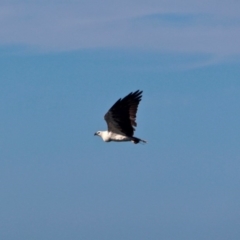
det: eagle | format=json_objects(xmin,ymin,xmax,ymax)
[{"xmin": 94, "ymin": 90, "xmax": 146, "ymax": 144}]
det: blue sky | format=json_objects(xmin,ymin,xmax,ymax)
[{"xmin": 0, "ymin": 1, "xmax": 240, "ymax": 240}]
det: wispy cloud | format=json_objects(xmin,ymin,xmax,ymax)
[{"xmin": 0, "ymin": 0, "xmax": 240, "ymax": 60}]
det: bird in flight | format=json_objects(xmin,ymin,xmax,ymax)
[{"xmin": 94, "ymin": 90, "xmax": 146, "ymax": 144}]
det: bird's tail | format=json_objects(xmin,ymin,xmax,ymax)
[{"xmin": 131, "ymin": 137, "xmax": 147, "ymax": 144}]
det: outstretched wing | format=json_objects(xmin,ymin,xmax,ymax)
[{"xmin": 104, "ymin": 90, "xmax": 143, "ymax": 137}]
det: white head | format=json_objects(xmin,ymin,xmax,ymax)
[{"xmin": 94, "ymin": 131, "xmax": 109, "ymax": 142}]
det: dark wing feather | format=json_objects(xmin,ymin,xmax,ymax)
[{"xmin": 104, "ymin": 90, "xmax": 143, "ymax": 136}]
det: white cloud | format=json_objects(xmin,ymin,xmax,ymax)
[{"xmin": 0, "ymin": 0, "xmax": 240, "ymax": 59}]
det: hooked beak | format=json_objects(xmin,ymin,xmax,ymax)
[{"xmin": 94, "ymin": 132, "xmax": 97, "ymax": 136}]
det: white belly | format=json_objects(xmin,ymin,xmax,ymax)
[{"xmin": 109, "ymin": 132, "xmax": 131, "ymax": 142}]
